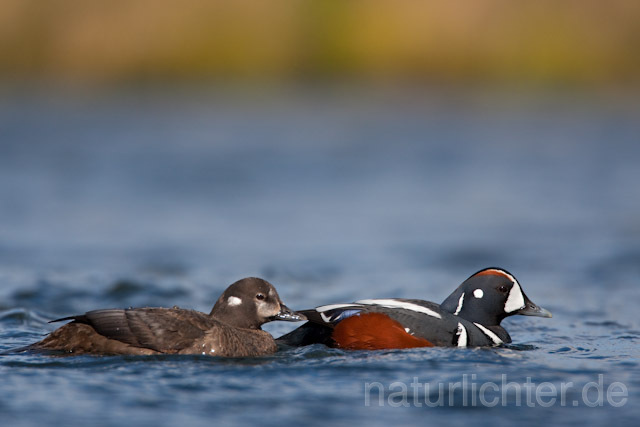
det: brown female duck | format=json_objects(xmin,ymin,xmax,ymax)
[{"xmin": 29, "ymin": 277, "xmax": 304, "ymax": 357}]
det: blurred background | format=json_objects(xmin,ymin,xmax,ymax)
[
  {"xmin": 0, "ymin": 0, "xmax": 639, "ymax": 312},
  {"xmin": 1, "ymin": 0, "xmax": 639, "ymax": 85}
]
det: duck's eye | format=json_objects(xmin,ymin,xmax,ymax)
[
  {"xmin": 498, "ymin": 285, "xmax": 509, "ymax": 293},
  {"xmin": 256, "ymin": 293, "xmax": 266, "ymax": 301}
]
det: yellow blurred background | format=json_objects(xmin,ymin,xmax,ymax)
[{"xmin": 1, "ymin": 0, "xmax": 639, "ymax": 86}]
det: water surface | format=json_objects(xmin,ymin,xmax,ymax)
[{"xmin": 1, "ymin": 87, "xmax": 638, "ymax": 426}]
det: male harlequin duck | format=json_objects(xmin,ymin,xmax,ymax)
[
  {"xmin": 27, "ymin": 277, "xmax": 305, "ymax": 357},
  {"xmin": 277, "ymin": 268, "xmax": 551, "ymax": 349}
]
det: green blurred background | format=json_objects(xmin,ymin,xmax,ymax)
[{"xmin": 2, "ymin": 0, "xmax": 639, "ymax": 86}]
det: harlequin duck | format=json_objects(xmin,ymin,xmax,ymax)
[
  {"xmin": 27, "ymin": 277, "xmax": 305, "ymax": 357},
  {"xmin": 277, "ymin": 268, "xmax": 551, "ymax": 349}
]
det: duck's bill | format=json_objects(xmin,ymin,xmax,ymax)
[
  {"xmin": 272, "ymin": 305, "xmax": 307, "ymax": 322},
  {"xmin": 516, "ymin": 300, "xmax": 552, "ymax": 318}
]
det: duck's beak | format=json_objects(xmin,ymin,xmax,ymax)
[
  {"xmin": 516, "ymin": 298, "xmax": 552, "ymax": 318},
  {"xmin": 272, "ymin": 304, "xmax": 306, "ymax": 322}
]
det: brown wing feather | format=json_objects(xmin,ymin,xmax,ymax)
[
  {"xmin": 83, "ymin": 310, "xmax": 142, "ymax": 346},
  {"xmin": 125, "ymin": 309, "xmax": 209, "ymax": 351},
  {"xmin": 81, "ymin": 308, "xmax": 210, "ymax": 352}
]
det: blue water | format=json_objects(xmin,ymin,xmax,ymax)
[{"xmin": 1, "ymin": 86, "xmax": 639, "ymax": 426}]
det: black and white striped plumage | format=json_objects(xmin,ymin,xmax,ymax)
[{"xmin": 277, "ymin": 268, "xmax": 551, "ymax": 349}]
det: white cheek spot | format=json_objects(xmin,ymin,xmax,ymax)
[
  {"xmin": 473, "ymin": 289, "xmax": 484, "ymax": 299},
  {"xmin": 227, "ymin": 296, "xmax": 242, "ymax": 306},
  {"xmin": 504, "ymin": 282, "xmax": 525, "ymax": 313}
]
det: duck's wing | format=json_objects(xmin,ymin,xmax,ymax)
[
  {"xmin": 299, "ymin": 303, "xmax": 365, "ymax": 327},
  {"xmin": 53, "ymin": 308, "xmax": 210, "ymax": 352},
  {"xmin": 275, "ymin": 303, "xmax": 362, "ymax": 347}
]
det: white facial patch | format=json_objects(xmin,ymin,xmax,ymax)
[
  {"xmin": 227, "ymin": 296, "xmax": 242, "ymax": 306},
  {"xmin": 504, "ymin": 281, "xmax": 525, "ymax": 313},
  {"xmin": 473, "ymin": 289, "xmax": 484, "ymax": 299},
  {"xmin": 454, "ymin": 293, "xmax": 465, "ymax": 315},
  {"xmin": 356, "ymin": 299, "xmax": 442, "ymax": 319}
]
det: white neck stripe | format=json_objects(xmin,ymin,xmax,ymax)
[
  {"xmin": 456, "ymin": 322, "xmax": 468, "ymax": 347},
  {"xmin": 454, "ymin": 293, "xmax": 465, "ymax": 315},
  {"xmin": 473, "ymin": 323, "xmax": 503, "ymax": 345}
]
